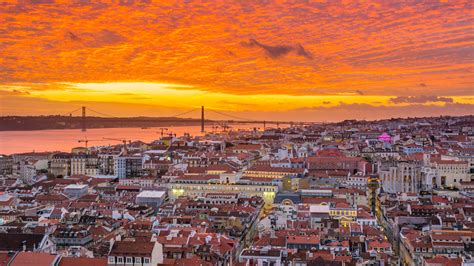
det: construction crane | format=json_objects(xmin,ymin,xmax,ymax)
[
  {"xmin": 157, "ymin": 128, "xmax": 168, "ymax": 137},
  {"xmin": 77, "ymin": 138, "xmax": 102, "ymax": 148},
  {"xmin": 103, "ymin": 138, "xmax": 132, "ymax": 154}
]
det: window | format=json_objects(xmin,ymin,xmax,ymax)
[
  {"xmin": 126, "ymin": 257, "xmax": 132, "ymax": 263},
  {"xmin": 135, "ymin": 257, "xmax": 142, "ymax": 263},
  {"xmin": 108, "ymin": 257, "xmax": 115, "ymax": 263},
  {"xmin": 117, "ymin": 257, "xmax": 123, "ymax": 263},
  {"xmin": 144, "ymin": 258, "xmax": 150, "ymax": 263}
]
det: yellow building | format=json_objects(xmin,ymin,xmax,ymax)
[
  {"xmin": 329, "ymin": 203, "xmax": 357, "ymax": 227},
  {"xmin": 167, "ymin": 183, "xmax": 277, "ymax": 204}
]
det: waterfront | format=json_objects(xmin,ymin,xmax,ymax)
[{"xmin": 0, "ymin": 124, "xmax": 265, "ymax": 154}]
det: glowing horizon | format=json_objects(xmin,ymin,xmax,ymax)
[{"xmin": 0, "ymin": 1, "xmax": 473, "ymax": 121}]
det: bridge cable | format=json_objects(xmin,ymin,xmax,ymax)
[
  {"xmin": 168, "ymin": 108, "xmax": 198, "ymax": 118},
  {"xmin": 60, "ymin": 107, "xmax": 83, "ymax": 116},
  {"xmin": 87, "ymin": 108, "xmax": 118, "ymax": 118}
]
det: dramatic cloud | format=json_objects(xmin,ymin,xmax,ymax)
[
  {"xmin": 1, "ymin": 1, "xmax": 472, "ymax": 96},
  {"xmin": 86, "ymin": 29, "xmax": 127, "ymax": 47},
  {"xmin": 0, "ymin": 1, "xmax": 473, "ymax": 119},
  {"xmin": 241, "ymin": 39, "xmax": 313, "ymax": 59},
  {"xmin": 242, "ymin": 39, "xmax": 294, "ymax": 59},
  {"xmin": 389, "ymin": 95, "xmax": 454, "ymax": 104},
  {"xmin": 295, "ymin": 44, "xmax": 313, "ymax": 59}
]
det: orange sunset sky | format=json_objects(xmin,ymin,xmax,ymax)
[{"xmin": 0, "ymin": 0, "xmax": 473, "ymax": 122}]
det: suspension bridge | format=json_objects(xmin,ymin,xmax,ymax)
[{"xmin": 61, "ymin": 106, "xmax": 321, "ymax": 132}]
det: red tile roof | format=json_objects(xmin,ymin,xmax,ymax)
[
  {"xmin": 287, "ymin": 235, "xmax": 320, "ymax": 245},
  {"xmin": 10, "ymin": 252, "xmax": 58, "ymax": 266},
  {"xmin": 109, "ymin": 241, "xmax": 155, "ymax": 256},
  {"xmin": 0, "ymin": 252, "xmax": 15, "ymax": 266},
  {"xmin": 58, "ymin": 257, "xmax": 107, "ymax": 266}
]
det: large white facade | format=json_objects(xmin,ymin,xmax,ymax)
[
  {"xmin": 432, "ymin": 160, "xmax": 469, "ymax": 188},
  {"xmin": 379, "ymin": 161, "xmax": 422, "ymax": 193},
  {"xmin": 71, "ymin": 156, "xmax": 99, "ymax": 176}
]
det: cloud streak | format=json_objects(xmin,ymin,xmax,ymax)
[
  {"xmin": 241, "ymin": 39, "xmax": 313, "ymax": 60},
  {"xmin": 389, "ymin": 95, "xmax": 454, "ymax": 104},
  {"xmin": 0, "ymin": 89, "xmax": 30, "ymax": 96}
]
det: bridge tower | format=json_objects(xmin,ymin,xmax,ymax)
[
  {"xmin": 81, "ymin": 106, "xmax": 86, "ymax": 132},
  {"xmin": 201, "ymin": 106, "xmax": 205, "ymax": 133}
]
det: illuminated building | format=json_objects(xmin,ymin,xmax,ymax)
[{"xmin": 167, "ymin": 183, "xmax": 277, "ymax": 204}]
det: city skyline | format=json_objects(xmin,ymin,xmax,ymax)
[{"xmin": 1, "ymin": 1, "xmax": 473, "ymax": 121}]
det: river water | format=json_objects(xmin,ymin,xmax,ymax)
[{"xmin": 0, "ymin": 124, "xmax": 266, "ymax": 155}]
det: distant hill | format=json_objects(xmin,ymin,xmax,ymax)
[{"xmin": 0, "ymin": 116, "xmax": 203, "ymax": 131}]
